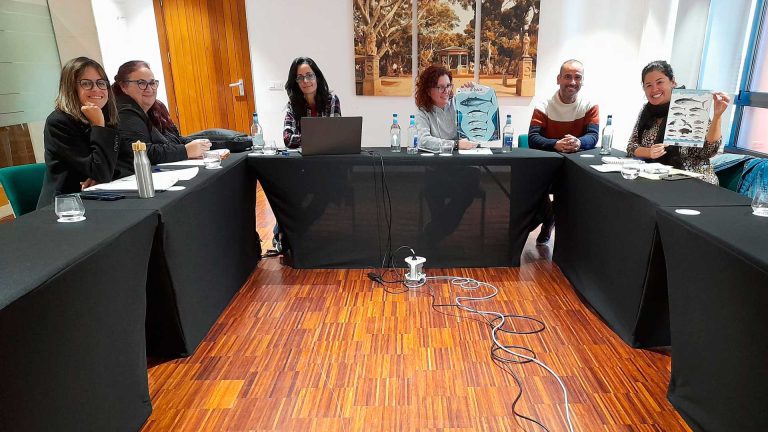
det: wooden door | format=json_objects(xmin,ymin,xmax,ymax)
[{"xmin": 153, "ymin": 0, "xmax": 255, "ymax": 135}]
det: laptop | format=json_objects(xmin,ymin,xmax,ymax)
[{"xmin": 299, "ymin": 116, "xmax": 363, "ymax": 156}]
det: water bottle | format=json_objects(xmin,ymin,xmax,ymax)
[
  {"xmin": 390, "ymin": 114, "xmax": 401, "ymax": 152},
  {"xmin": 132, "ymin": 141, "xmax": 155, "ymax": 198},
  {"xmin": 502, "ymin": 114, "xmax": 515, "ymax": 152},
  {"xmin": 407, "ymin": 114, "xmax": 419, "ymax": 154},
  {"xmin": 251, "ymin": 112, "xmax": 264, "ymax": 153},
  {"xmin": 600, "ymin": 115, "xmax": 613, "ymax": 155}
]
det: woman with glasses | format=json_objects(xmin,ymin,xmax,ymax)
[
  {"xmin": 414, "ymin": 65, "xmax": 480, "ymax": 246},
  {"xmin": 414, "ymin": 64, "xmax": 478, "ymax": 152},
  {"xmin": 283, "ymin": 56, "xmax": 341, "ymax": 148},
  {"xmin": 112, "ymin": 60, "xmax": 211, "ymax": 165},
  {"xmin": 37, "ymin": 57, "xmax": 121, "ymax": 208}
]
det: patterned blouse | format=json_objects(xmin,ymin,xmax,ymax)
[
  {"xmin": 626, "ymin": 113, "xmax": 720, "ymax": 185},
  {"xmin": 282, "ymin": 92, "xmax": 341, "ymax": 148}
]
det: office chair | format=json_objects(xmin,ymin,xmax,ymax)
[{"xmin": 0, "ymin": 163, "xmax": 46, "ymax": 216}]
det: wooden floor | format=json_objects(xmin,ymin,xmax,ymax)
[{"xmin": 140, "ymin": 186, "xmax": 691, "ymax": 432}]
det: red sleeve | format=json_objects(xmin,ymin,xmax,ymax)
[
  {"xmin": 530, "ymin": 108, "xmax": 548, "ymax": 128},
  {"xmin": 585, "ymin": 105, "xmax": 600, "ymax": 126}
]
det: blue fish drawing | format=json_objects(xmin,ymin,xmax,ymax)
[
  {"xmin": 459, "ymin": 96, "xmax": 493, "ymax": 107},
  {"xmin": 465, "ymin": 109, "xmax": 488, "ymax": 117}
]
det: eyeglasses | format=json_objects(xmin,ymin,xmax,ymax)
[
  {"xmin": 79, "ymin": 79, "xmax": 109, "ymax": 90},
  {"xmin": 123, "ymin": 79, "xmax": 160, "ymax": 90},
  {"xmin": 295, "ymin": 73, "xmax": 316, "ymax": 83},
  {"xmin": 433, "ymin": 83, "xmax": 453, "ymax": 93}
]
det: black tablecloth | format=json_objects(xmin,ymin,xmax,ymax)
[
  {"xmin": 553, "ymin": 149, "xmax": 750, "ymax": 347},
  {"xmin": 85, "ymin": 153, "xmax": 261, "ymax": 356},
  {"xmin": 0, "ymin": 207, "xmax": 157, "ymax": 432},
  {"xmin": 248, "ymin": 148, "xmax": 562, "ymax": 268},
  {"xmin": 657, "ymin": 206, "xmax": 768, "ymax": 432}
]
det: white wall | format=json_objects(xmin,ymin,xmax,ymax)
[
  {"xmin": 48, "ymin": 0, "xmax": 102, "ymax": 64},
  {"xmin": 62, "ymin": 0, "xmax": 713, "ymax": 151},
  {"xmin": 91, "ymin": 0, "xmax": 168, "ymax": 104},
  {"xmin": 670, "ymin": 0, "xmax": 710, "ymax": 88},
  {"xmin": 245, "ymin": 0, "xmax": 693, "ymax": 149}
]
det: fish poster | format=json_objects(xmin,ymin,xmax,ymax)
[
  {"xmin": 455, "ymin": 84, "xmax": 500, "ymax": 143},
  {"xmin": 663, "ymin": 89, "xmax": 712, "ymax": 147}
]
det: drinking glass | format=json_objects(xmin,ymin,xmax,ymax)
[
  {"xmin": 752, "ymin": 172, "xmax": 768, "ymax": 217},
  {"xmin": 439, "ymin": 140, "xmax": 454, "ymax": 156},
  {"xmin": 55, "ymin": 194, "xmax": 86, "ymax": 222},
  {"xmin": 620, "ymin": 167, "xmax": 640, "ymax": 180},
  {"xmin": 202, "ymin": 150, "xmax": 222, "ymax": 169},
  {"xmin": 263, "ymin": 140, "xmax": 278, "ymax": 155}
]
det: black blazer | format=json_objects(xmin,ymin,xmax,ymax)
[
  {"xmin": 115, "ymin": 94, "xmax": 189, "ymax": 165},
  {"xmin": 37, "ymin": 109, "xmax": 119, "ymax": 209}
]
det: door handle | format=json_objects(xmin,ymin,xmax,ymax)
[{"xmin": 228, "ymin": 78, "xmax": 244, "ymax": 97}]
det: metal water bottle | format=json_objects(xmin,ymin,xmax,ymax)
[{"xmin": 132, "ymin": 141, "xmax": 155, "ymax": 198}]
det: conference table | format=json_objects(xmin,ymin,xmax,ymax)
[
  {"xmin": 0, "ymin": 207, "xmax": 158, "ymax": 432},
  {"xmin": 84, "ymin": 152, "xmax": 261, "ymax": 357},
  {"xmin": 552, "ymin": 149, "xmax": 750, "ymax": 348},
  {"xmin": 657, "ymin": 206, "xmax": 768, "ymax": 432},
  {"xmin": 0, "ymin": 152, "xmax": 260, "ymax": 431},
  {"xmin": 248, "ymin": 148, "xmax": 563, "ymax": 268}
]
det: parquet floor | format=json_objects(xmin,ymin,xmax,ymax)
[{"xmin": 140, "ymin": 186, "xmax": 691, "ymax": 431}]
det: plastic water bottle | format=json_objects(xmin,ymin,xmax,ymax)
[
  {"xmin": 407, "ymin": 114, "xmax": 419, "ymax": 154},
  {"xmin": 251, "ymin": 112, "xmax": 264, "ymax": 153},
  {"xmin": 390, "ymin": 114, "xmax": 401, "ymax": 152},
  {"xmin": 502, "ymin": 114, "xmax": 515, "ymax": 152},
  {"xmin": 132, "ymin": 141, "xmax": 154, "ymax": 198},
  {"xmin": 600, "ymin": 115, "xmax": 613, "ymax": 155}
]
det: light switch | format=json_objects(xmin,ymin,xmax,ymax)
[{"xmin": 268, "ymin": 81, "xmax": 282, "ymax": 91}]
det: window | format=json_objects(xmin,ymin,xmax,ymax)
[{"xmin": 730, "ymin": 0, "xmax": 768, "ymax": 155}]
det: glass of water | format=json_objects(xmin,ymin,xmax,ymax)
[
  {"xmin": 439, "ymin": 140, "xmax": 454, "ymax": 156},
  {"xmin": 55, "ymin": 194, "xmax": 86, "ymax": 222},
  {"xmin": 620, "ymin": 166, "xmax": 640, "ymax": 180},
  {"xmin": 263, "ymin": 140, "xmax": 278, "ymax": 155},
  {"xmin": 752, "ymin": 172, "xmax": 768, "ymax": 217},
  {"xmin": 202, "ymin": 150, "xmax": 222, "ymax": 169}
]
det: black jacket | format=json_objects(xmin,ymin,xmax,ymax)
[
  {"xmin": 37, "ymin": 109, "xmax": 119, "ymax": 208},
  {"xmin": 115, "ymin": 94, "xmax": 189, "ymax": 165}
]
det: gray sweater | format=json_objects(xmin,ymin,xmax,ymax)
[{"xmin": 415, "ymin": 102, "xmax": 458, "ymax": 152}]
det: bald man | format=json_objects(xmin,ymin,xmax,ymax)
[{"xmin": 528, "ymin": 59, "xmax": 600, "ymax": 243}]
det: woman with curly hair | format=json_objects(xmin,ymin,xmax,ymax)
[{"xmin": 414, "ymin": 64, "xmax": 478, "ymax": 152}]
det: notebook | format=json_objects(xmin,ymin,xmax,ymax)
[{"xmin": 299, "ymin": 116, "xmax": 363, "ymax": 156}]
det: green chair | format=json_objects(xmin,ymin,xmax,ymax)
[
  {"xmin": 0, "ymin": 163, "xmax": 46, "ymax": 216},
  {"xmin": 518, "ymin": 133, "xmax": 529, "ymax": 148},
  {"xmin": 715, "ymin": 164, "xmax": 743, "ymax": 192}
]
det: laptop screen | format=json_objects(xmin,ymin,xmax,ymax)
[{"xmin": 300, "ymin": 117, "xmax": 363, "ymax": 156}]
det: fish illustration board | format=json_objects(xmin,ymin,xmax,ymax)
[
  {"xmin": 663, "ymin": 89, "xmax": 712, "ymax": 147},
  {"xmin": 455, "ymin": 84, "xmax": 500, "ymax": 143}
]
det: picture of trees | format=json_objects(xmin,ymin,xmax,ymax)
[
  {"xmin": 477, "ymin": 0, "xmax": 539, "ymax": 96},
  {"xmin": 353, "ymin": 0, "xmax": 540, "ymax": 97},
  {"xmin": 354, "ymin": 0, "xmax": 414, "ymax": 96}
]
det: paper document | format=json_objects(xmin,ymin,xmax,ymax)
[
  {"xmin": 459, "ymin": 148, "xmax": 493, "ymax": 155},
  {"xmin": 162, "ymin": 167, "xmax": 198, "ymax": 181},
  {"xmin": 85, "ymin": 169, "xmax": 194, "ymax": 191},
  {"xmin": 663, "ymin": 89, "xmax": 713, "ymax": 148},
  {"xmin": 591, "ymin": 164, "xmax": 628, "ymax": 173},
  {"xmin": 158, "ymin": 159, "xmax": 206, "ymax": 166}
]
